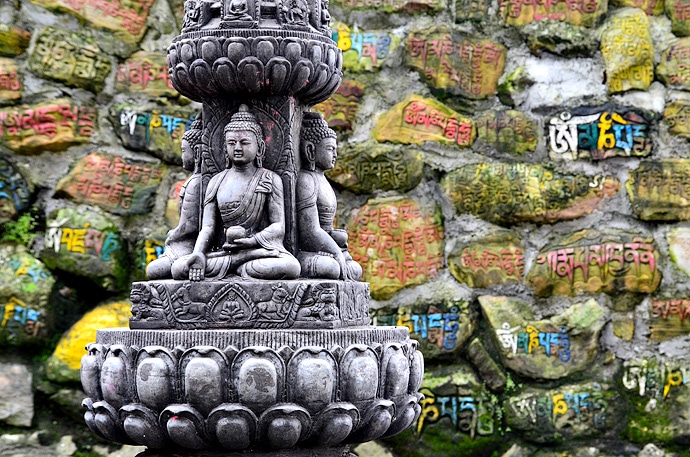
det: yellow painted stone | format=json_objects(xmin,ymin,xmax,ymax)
[
  {"xmin": 664, "ymin": 100, "xmax": 690, "ymax": 138},
  {"xmin": 47, "ymin": 301, "xmax": 130, "ymax": 382},
  {"xmin": 0, "ymin": 58, "xmax": 21, "ymax": 102},
  {"xmin": 373, "ymin": 94, "xmax": 476, "ymax": 147},
  {"xmin": 657, "ymin": 38, "xmax": 690, "ymax": 89},
  {"xmin": 627, "ymin": 160, "xmax": 690, "ymax": 220},
  {"xmin": 611, "ymin": 0, "xmax": 664, "ymax": 15},
  {"xmin": 612, "ymin": 315, "xmax": 635, "ymax": 340},
  {"xmin": 601, "ymin": 11, "xmax": 654, "ymax": 94}
]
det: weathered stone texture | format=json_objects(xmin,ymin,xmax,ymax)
[
  {"xmin": 666, "ymin": 0, "xmax": 690, "ymax": 36},
  {"xmin": 405, "ymin": 27, "xmax": 506, "ymax": 99},
  {"xmin": 626, "ymin": 160, "xmax": 690, "ymax": 221},
  {"xmin": 527, "ymin": 229, "xmax": 661, "ymax": 297},
  {"xmin": 611, "ymin": 0, "xmax": 664, "ymax": 14},
  {"xmin": 313, "ymin": 80, "xmax": 365, "ymax": 130},
  {"xmin": 0, "ymin": 157, "xmax": 31, "ymax": 224},
  {"xmin": 664, "ymin": 100, "xmax": 690, "ymax": 138},
  {"xmin": 448, "ymin": 231, "xmax": 524, "ymax": 288},
  {"xmin": 347, "ymin": 197, "xmax": 444, "ymax": 300},
  {"xmin": 55, "ymin": 153, "xmax": 167, "ymax": 216},
  {"xmin": 327, "ymin": 143, "xmax": 424, "ymax": 194},
  {"xmin": 333, "ymin": 23, "xmax": 401, "ymax": 72},
  {"xmin": 479, "ymin": 296, "xmax": 606, "ymax": 380},
  {"xmin": 649, "ymin": 298, "xmax": 690, "ymax": 340},
  {"xmin": 332, "ymin": 0, "xmax": 444, "ymax": 13},
  {"xmin": 0, "ymin": 57, "xmax": 21, "ymax": 102},
  {"xmin": 657, "ymin": 38, "xmax": 690, "ymax": 90},
  {"xmin": 600, "ymin": 10, "xmax": 654, "ymax": 94},
  {"xmin": 114, "ymin": 51, "xmax": 177, "ymax": 98},
  {"xmin": 0, "ymin": 24, "xmax": 31, "ymax": 57},
  {"xmin": 441, "ymin": 163, "xmax": 619, "ymax": 225},
  {"xmin": 498, "ymin": 0, "xmax": 607, "ymax": 26},
  {"xmin": 0, "ymin": 363, "xmax": 33, "ymax": 427},
  {"xmin": 475, "ymin": 109, "xmax": 537, "ymax": 155}
]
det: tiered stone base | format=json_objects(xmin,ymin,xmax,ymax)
[
  {"xmin": 136, "ymin": 445, "xmax": 354, "ymax": 457},
  {"xmin": 81, "ymin": 327, "xmax": 423, "ymax": 454}
]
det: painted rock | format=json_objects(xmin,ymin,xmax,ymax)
[
  {"xmin": 611, "ymin": 0, "xmax": 664, "ymax": 14},
  {"xmin": 332, "ymin": 23, "xmax": 402, "ymax": 72},
  {"xmin": 666, "ymin": 0, "xmax": 690, "ymax": 36},
  {"xmin": 0, "ymin": 157, "xmax": 31, "ymax": 225},
  {"xmin": 664, "ymin": 100, "xmax": 690, "ymax": 138},
  {"xmin": 115, "ymin": 51, "xmax": 178, "ymax": 98},
  {"xmin": 313, "ymin": 80, "xmax": 365, "ymax": 130},
  {"xmin": 498, "ymin": 0, "xmax": 607, "ymax": 27},
  {"xmin": 479, "ymin": 296, "xmax": 606, "ymax": 380},
  {"xmin": 332, "ymin": 0, "xmax": 445, "ymax": 14},
  {"xmin": 657, "ymin": 38, "xmax": 690, "ymax": 89},
  {"xmin": 0, "ymin": 24, "xmax": 31, "ymax": 57},
  {"xmin": 627, "ymin": 160, "xmax": 690, "ymax": 221},
  {"xmin": 474, "ymin": 109, "xmax": 537, "ymax": 155},
  {"xmin": 0, "ymin": 58, "xmax": 21, "ymax": 102}
]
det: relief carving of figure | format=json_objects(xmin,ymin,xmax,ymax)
[
  {"xmin": 297, "ymin": 283, "xmax": 338, "ymax": 321},
  {"xmin": 281, "ymin": 0, "xmax": 310, "ymax": 26},
  {"xmin": 224, "ymin": 0, "xmax": 252, "ymax": 20},
  {"xmin": 319, "ymin": 0, "xmax": 331, "ymax": 34},
  {"xmin": 296, "ymin": 112, "xmax": 362, "ymax": 280},
  {"xmin": 147, "ymin": 119, "xmax": 203, "ymax": 280},
  {"xmin": 172, "ymin": 105, "xmax": 301, "ymax": 281}
]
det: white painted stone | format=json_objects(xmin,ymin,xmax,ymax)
[
  {"xmin": 612, "ymin": 82, "xmax": 667, "ymax": 114},
  {"xmin": 352, "ymin": 440, "xmax": 395, "ymax": 457},
  {"xmin": 55, "ymin": 436, "xmax": 77, "ymax": 457}
]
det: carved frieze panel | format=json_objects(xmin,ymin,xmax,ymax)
[
  {"xmin": 0, "ymin": 98, "xmax": 97, "ymax": 154},
  {"xmin": 346, "ymin": 197, "xmax": 444, "ymax": 300},
  {"xmin": 601, "ymin": 11, "xmax": 654, "ymax": 94},
  {"xmin": 626, "ymin": 160, "xmax": 690, "ymax": 221},
  {"xmin": 373, "ymin": 95, "xmax": 476, "ymax": 148},
  {"xmin": 327, "ymin": 143, "xmax": 424, "ymax": 194},
  {"xmin": 313, "ymin": 80, "xmax": 364, "ymax": 130},
  {"xmin": 547, "ymin": 105, "xmax": 654, "ymax": 161},
  {"xmin": 55, "ymin": 153, "xmax": 167, "ymax": 216},
  {"xmin": 441, "ymin": 163, "xmax": 619, "ymax": 225},
  {"xmin": 115, "ymin": 51, "xmax": 177, "ymax": 98},
  {"xmin": 405, "ymin": 27, "xmax": 506, "ymax": 99},
  {"xmin": 526, "ymin": 229, "xmax": 662, "ymax": 297},
  {"xmin": 129, "ymin": 280, "xmax": 370, "ymax": 330},
  {"xmin": 28, "ymin": 27, "xmax": 112, "ymax": 93}
]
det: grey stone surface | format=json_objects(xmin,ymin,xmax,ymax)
[{"xmin": 0, "ymin": 363, "xmax": 33, "ymax": 427}]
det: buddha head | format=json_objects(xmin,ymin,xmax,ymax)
[
  {"xmin": 300, "ymin": 112, "xmax": 337, "ymax": 172},
  {"xmin": 223, "ymin": 105, "xmax": 266, "ymax": 168},
  {"xmin": 181, "ymin": 117, "xmax": 203, "ymax": 172}
]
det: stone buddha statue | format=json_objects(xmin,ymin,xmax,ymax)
[
  {"xmin": 296, "ymin": 112, "xmax": 362, "ymax": 280},
  {"xmin": 171, "ymin": 105, "xmax": 301, "ymax": 281},
  {"xmin": 146, "ymin": 119, "xmax": 203, "ymax": 280}
]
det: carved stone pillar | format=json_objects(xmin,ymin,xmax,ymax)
[{"xmin": 79, "ymin": 1, "xmax": 423, "ymax": 455}]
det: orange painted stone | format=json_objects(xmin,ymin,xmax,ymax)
[
  {"xmin": 28, "ymin": 27, "xmax": 112, "ymax": 93},
  {"xmin": 0, "ymin": 98, "xmax": 97, "ymax": 154},
  {"xmin": 347, "ymin": 197, "xmax": 444, "ymax": 300},
  {"xmin": 405, "ymin": 26, "xmax": 506, "ymax": 99},
  {"xmin": 442, "ymin": 163, "xmax": 619, "ymax": 225},
  {"xmin": 55, "ymin": 153, "xmax": 167, "ymax": 216},
  {"xmin": 28, "ymin": 0, "xmax": 154, "ymax": 44},
  {"xmin": 658, "ymin": 39, "xmax": 690, "ymax": 89},
  {"xmin": 115, "ymin": 51, "xmax": 177, "ymax": 98},
  {"xmin": 0, "ymin": 58, "xmax": 22, "ymax": 102},
  {"xmin": 666, "ymin": 0, "xmax": 690, "ymax": 36},
  {"xmin": 0, "ymin": 24, "xmax": 31, "ymax": 57},
  {"xmin": 601, "ymin": 11, "xmax": 654, "ymax": 94},
  {"xmin": 498, "ymin": 0, "xmax": 607, "ymax": 26},
  {"xmin": 626, "ymin": 160, "xmax": 690, "ymax": 220},
  {"xmin": 527, "ymin": 229, "xmax": 662, "ymax": 297},
  {"xmin": 46, "ymin": 300, "xmax": 131, "ymax": 382},
  {"xmin": 313, "ymin": 80, "xmax": 365, "ymax": 130},
  {"xmin": 665, "ymin": 100, "xmax": 690, "ymax": 138},
  {"xmin": 373, "ymin": 95, "xmax": 476, "ymax": 147}
]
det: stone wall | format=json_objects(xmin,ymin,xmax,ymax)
[{"xmin": 1, "ymin": 0, "xmax": 690, "ymax": 455}]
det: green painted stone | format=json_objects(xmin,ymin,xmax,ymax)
[
  {"xmin": 666, "ymin": 0, "xmax": 690, "ymax": 36},
  {"xmin": 498, "ymin": 0, "xmax": 607, "ymax": 27},
  {"xmin": 657, "ymin": 39, "xmax": 690, "ymax": 89},
  {"xmin": 332, "ymin": 0, "xmax": 444, "ymax": 14},
  {"xmin": 441, "ymin": 163, "xmax": 619, "ymax": 226},
  {"xmin": 623, "ymin": 358, "xmax": 690, "ymax": 443},
  {"xmin": 505, "ymin": 382, "xmax": 618, "ymax": 443},
  {"xmin": 405, "ymin": 26, "xmax": 506, "ymax": 99},
  {"xmin": 383, "ymin": 363, "xmax": 503, "ymax": 457},
  {"xmin": 448, "ymin": 231, "xmax": 525, "ymax": 288},
  {"xmin": 55, "ymin": 152, "xmax": 167, "ymax": 216},
  {"xmin": 0, "ymin": 244, "xmax": 55, "ymax": 346},
  {"xmin": 479, "ymin": 296, "xmax": 606, "ymax": 380},
  {"xmin": 0, "ymin": 157, "xmax": 31, "ymax": 225},
  {"xmin": 332, "ymin": 23, "xmax": 402, "ymax": 73},
  {"xmin": 600, "ymin": 10, "xmax": 654, "ymax": 94},
  {"xmin": 626, "ymin": 160, "xmax": 690, "ymax": 221},
  {"xmin": 611, "ymin": 0, "xmax": 664, "ymax": 14},
  {"xmin": 346, "ymin": 197, "xmax": 444, "ymax": 300},
  {"xmin": 373, "ymin": 95, "xmax": 476, "ymax": 148},
  {"xmin": 28, "ymin": 0, "xmax": 153, "ymax": 45},
  {"xmin": 0, "ymin": 24, "xmax": 31, "ymax": 57},
  {"xmin": 313, "ymin": 80, "xmax": 365, "ymax": 130},
  {"xmin": 114, "ymin": 51, "xmax": 177, "ymax": 98},
  {"xmin": 0, "ymin": 98, "xmax": 98, "ymax": 154},
  {"xmin": 527, "ymin": 229, "xmax": 662, "ymax": 297},
  {"xmin": 28, "ymin": 27, "xmax": 111, "ymax": 93},
  {"xmin": 455, "ymin": 0, "xmax": 490, "ymax": 22},
  {"xmin": 40, "ymin": 206, "xmax": 128, "ymax": 292},
  {"xmin": 111, "ymin": 102, "xmax": 198, "ymax": 164},
  {"xmin": 46, "ymin": 300, "xmax": 131, "ymax": 383},
  {"xmin": 474, "ymin": 110, "xmax": 537, "ymax": 155},
  {"xmin": 0, "ymin": 57, "xmax": 21, "ymax": 102},
  {"xmin": 523, "ymin": 21, "xmax": 600, "ymax": 57},
  {"xmin": 664, "ymin": 100, "xmax": 690, "ymax": 138},
  {"xmin": 547, "ymin": 105, "xmax": 654, "ymax": 161},
  {"xmin": 327, "ymin": 143, "xmax": 424, "ymax": 194},
  {"xmin": 372, "ymin": 300, "xmax": 476, "ymax": 360}
]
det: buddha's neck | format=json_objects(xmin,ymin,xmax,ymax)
[{"xmin": 231, "ymin": 163, "xmax": 255, "ymax": 173}]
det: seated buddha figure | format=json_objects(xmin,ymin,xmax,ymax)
[
  {"xmin": 171, "ymin": 105, "xmax": 301, "ymax": 281},
  {"xmin": 296, "ymin": 112, "xmax": 362, "ymax": 280}
]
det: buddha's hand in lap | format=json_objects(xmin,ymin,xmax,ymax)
[{"xmin": 187, "ymin": 252, "xmax": 206, "ymax": 281}]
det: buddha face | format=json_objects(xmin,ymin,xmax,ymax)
[
  {"xmin": 181, "ymin": 139, "xmax": 194, "ymax": 171},
  {"xmin": 314, "ymin": 137, "xmax": 337, "ymax": 171},
  {"xmin": 226, "ymin": 130, "xmax": 259, "ymax": 166}
]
